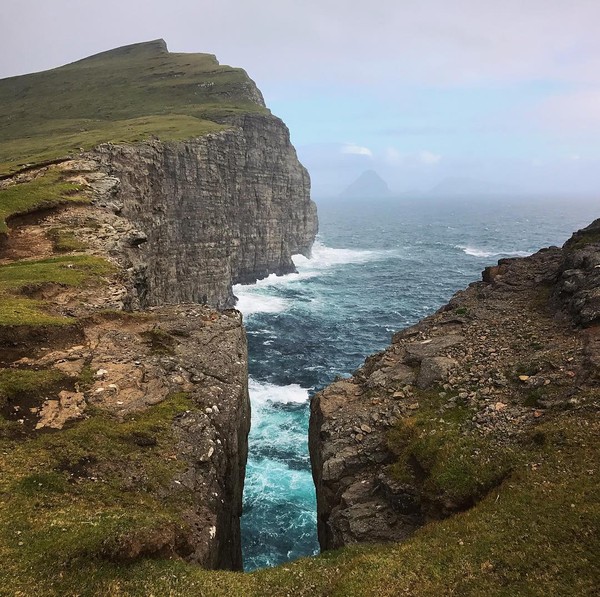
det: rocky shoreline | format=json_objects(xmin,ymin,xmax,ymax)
[{"xmin": 310, "ymin": 219, "xmax": 599, "ymax": 551}]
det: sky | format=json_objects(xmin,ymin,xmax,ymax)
[{"xmin": 2, "ymin": 0, "xmax": 600, "ymax": 197}]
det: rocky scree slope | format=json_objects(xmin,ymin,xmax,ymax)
[{"xmin": 310, "ymin": 218, "xmax": 600, "ymax": 553}]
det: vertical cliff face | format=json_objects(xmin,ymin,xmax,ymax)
[{"xmin": 92, "ymin": 113, "xmax": 317, "ymax": 309}]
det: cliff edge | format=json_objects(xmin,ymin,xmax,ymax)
[
  {"xmin": 309, "ymin": 219, "xmax": 599, "ymax": 559},
  {"xmin": 0, "ymin": 40, "xmax": 315, "ymax": 580}
]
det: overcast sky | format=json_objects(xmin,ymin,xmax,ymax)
[{"xmin": 2, "ymin": 0, "xmax": 600, "ymax": 196}]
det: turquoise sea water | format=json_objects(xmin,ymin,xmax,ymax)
[{"xmin": 236, "ymin": 195, "xmax": 598, "ymax": 571}]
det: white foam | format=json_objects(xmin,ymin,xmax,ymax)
[
  {"xmin": 296, "ymin": 240, "xmax": 384, "ymax": 271},
  {"xmin": 234, "ymin": 293, "xmax": 290, "ymax": 316},
  {"xmin": 248, "ymin": 378, "xmax": 310, "ymax": 407},
  {"xmin": 456, "ymin": 245, "xmax": 531, "ymax": 258}
]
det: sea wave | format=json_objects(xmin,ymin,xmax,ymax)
[
  {"xmin": 248, "ymin": 377, "xmax": 310, "ymax": 407},
  {"xmin": 233, "ymin": 240, "xmax": 391, "ymax": 316},
  {"xmin": 234, "ymin": 293, "xmax": 290, "ymax": 316},
  {"xmin": 295, "ymin": 239, "xmax": 386, "ymax": 270},
  {"xmin": 455, "ymin": 244, "xmax": 531, "ymax": 258}
]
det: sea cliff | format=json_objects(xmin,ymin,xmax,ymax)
[
  {"xmin": 309, "ymin": 219, "xmax": 599, "ymax": 552},
  {"xmin": 0, "ymin": 40, "xmax": 316, "ymax": 576}
]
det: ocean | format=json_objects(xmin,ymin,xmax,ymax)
[{"xmin": 236, "ymin": 195, "xmax": 598, "ymax": 571}]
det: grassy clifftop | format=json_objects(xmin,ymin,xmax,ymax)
[{"xmin": 0, "ymin": 39, "xmax": 268, "ymax": 173}]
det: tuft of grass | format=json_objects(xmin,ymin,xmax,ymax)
[
  {"xmin": 0, "ymin": 170, "xmax": 88, "ymax": 233},
  {"xmin": 0, "ymin": 296, "xmax": 73, "ymax": 326},
  {"xmin": 566, "ymin": 230, "xmax": 600, "ymax": 251},
  {"xmin": 140, "ymin": 328, "xmax": 177, "ymax": 355},
  {"xmin": 0, "ymin": 368, "xmax": 69, "ymax": 410},
  {"xmin": 46, "ymin": 227, "xmax": 87, "ymax": 253}
]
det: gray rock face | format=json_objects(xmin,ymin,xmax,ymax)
[
  {"xmin": 309, "ymin": 218, "xmax": 599, "ymax": 553},
  {"xmin": 92, "ymin": 113, "xmax": 318, "ymax": 308},
  {"xmin": 417, "ymin": 356, "xmax": 457, "ymax": 389},
  {"xmin": 556, "ymin": 218, "xmax": 600, "ymax": 326}
]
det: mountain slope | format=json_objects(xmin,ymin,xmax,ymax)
[
  {"xmin": 340, "ymin": 170, "xmax": 391, "ymax": 198},
  {"xmin": 0, "ymin": 39, "xmax": 267, "ymax": 173}
]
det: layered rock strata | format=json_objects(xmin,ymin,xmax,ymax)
[
  {"xmin": 0, "ymin": 157, "xmax": 256, "ymax": 569},
  {"xmin": 310, "ymin": 221, "xmax": 599, "ymax": 551},
  {"xmin": 0, "ymin": 100, "xmax": 316, "ymax": 570},
  {"xmin": 91, "ymin": 112, "xmax": 317, "ymax": 309}
]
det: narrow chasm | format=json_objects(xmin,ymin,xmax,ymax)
[{"xmin": 236, "ymin": 198, "xmax": 597, "ymax": 570}]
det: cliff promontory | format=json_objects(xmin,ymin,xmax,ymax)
[
  {"xmin": 1, "ymin": 39, "xmax": 598, "ymax": 597},
  {"xmin": 0, "ymin": 39, "xmax": 315, "ymax": 583},
  {"xmin": 309, "ymin": 218, "xmax": 599, "ymax": 589}
]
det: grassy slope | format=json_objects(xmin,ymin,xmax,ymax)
[
  {"xmin": 0, "ymin": 169, "xmax": 88, "ymax": 233},
  {"xmin": 0, "ymin": 39, "xmax": 268, "ymax": 173},
  {"xmin": 0, "ymin": 408, "xmax": 596, "ymax": 596},
  {"xmin": 0, "ymin": 253, "xmax": 115, "ymax": 325}
]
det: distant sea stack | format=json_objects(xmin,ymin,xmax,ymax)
[{"xmin": 340, "ymin": 170, "xmax": 392, "ymax": 198}]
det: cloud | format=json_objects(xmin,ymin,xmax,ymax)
[
  {"xmin": 533, "ymin": 89, "xmax": 600, "ymax": 134},
  {"xmin": 2, "ymin": 0, "xmax": 599, "ymax": 87},
  {"xmin": 385, "ymin": 147, "xmax": 403, "ymax": 164},
  {"xmin": 418, "ymin": 150, "xmax": 442, "ymax": 165},
  {"xmin": 341, "ymin": 143, "xmax": 372, "ymax": 157}
]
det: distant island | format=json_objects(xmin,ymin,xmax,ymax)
[{"xmin": 340, "ymin": 170, "xmax": 391, "ymax": 198}]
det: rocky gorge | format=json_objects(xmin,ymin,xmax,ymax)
[{"xmin": 0, "ymin": 39, "xmax": 597, "ymax": 596}]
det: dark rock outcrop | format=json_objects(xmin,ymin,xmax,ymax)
[{"xmin": 310, "ymin": 220, "xmax": 599, "ymax": 551}]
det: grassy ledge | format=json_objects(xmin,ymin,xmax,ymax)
[
  {"xmin": 0, "ymin": 255, "xmax": 115, "ymax": 327},
  {"xmin": 0, "ymin": 169, "xmax": 88, "ymax": 234},
  {"xmin": 0, "ymin": 393, "xmax": 201, "ymax": 593}
]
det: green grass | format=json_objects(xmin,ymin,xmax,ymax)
[
  {"xmin": 0, "ymin": 255, "xmax": 114, "ymax": 290},
  {"xmin": 0, "ymin": 393, "xmax": 201, "ymax": 590},
  {"xmin": 0, "ymin": 39, "xmax": 269, "ymax": 173},
  {"xmin": 0, "ymin": 255, "xmax": 115, "ymax": 326},
  {"xmin": 387, "ymin": 390, "xmax": 516, "ymax": 505},
  {"xmin": 0, "ymin": 169, "xmax": 88, "ymax": 233},
  {"xmin": 0, "ymin": 368, "xmax": 69, "ymax": 410},
  {"xmin": 46, "ymin": 227, "xmax": 87, "ymax": 252},
  {"xmin": 140, "ymin": 327, "xmax": 177, "ymax": 355},
  {"xmin": 0, "ymin": 411, "xmax": 596, "ymax": 596},
  {"xmin": 0, "ymin": 296, "xmax": 74, "ymax": 326},
  {"xmin": 566, "ymin": 229, "xmax": 600, "ymax": 251}
]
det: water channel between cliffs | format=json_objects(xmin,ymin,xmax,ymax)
[{"xmin": 236, "ymin": 197, "xmax": 596, "ymax": 571}]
